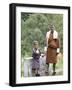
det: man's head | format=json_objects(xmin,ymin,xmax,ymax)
[{"xmin": 49, "ymin": 24, "xmax": 55, "ymax": 34}]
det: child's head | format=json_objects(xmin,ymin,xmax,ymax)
[{"xmin": 33, "ymin": 40, "xmax": 39, "ymax": 49}]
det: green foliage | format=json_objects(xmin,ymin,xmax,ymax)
[{"xmin": 21, "ymin": 13, "xmax": 63, "ymax": 57}]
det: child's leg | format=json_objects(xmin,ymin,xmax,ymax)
[
  {"xmin": 32, "ymin": 69, "xmax": 36, "ymax": 76},
  {"xmin": 35, "ymin": 68, "xmax": 40, "ymax": 76}
]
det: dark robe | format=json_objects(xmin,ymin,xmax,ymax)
[{"xmin": 32, "ymin": 48, "xmax": 41, "ymax": 69}]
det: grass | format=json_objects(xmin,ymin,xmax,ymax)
[{"xmin": 56, "ymin": 58, "xmax": 63, "ymax": 69}]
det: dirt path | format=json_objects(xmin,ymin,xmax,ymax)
[{"xmin": 22, "ymin": 56, "xmax": 63, "ymax": 77}]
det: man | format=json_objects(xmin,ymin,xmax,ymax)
[{"xmin": 46, "ymin": 24, "xmax": 60, "ymax": 75}]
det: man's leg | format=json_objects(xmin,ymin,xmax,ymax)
[
  {"xmin": 52, "ymin": 63, "xmax": 56, "ymax": 75},
  {"xmin": 46, "ymin": 63, "xmax": 49, "ymax": 74},
  {"xmin": 47, "ymin": 63, "xmax": 49, "ymax": 72}
]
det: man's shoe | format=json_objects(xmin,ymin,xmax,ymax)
[{"xmin": 52, "ymin": 72, "xmax": 56, "ymax": 75}]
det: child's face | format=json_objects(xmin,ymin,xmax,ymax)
[{"xmin": 34, "ymin": 44, "xmax": 38, "ymax": 49}]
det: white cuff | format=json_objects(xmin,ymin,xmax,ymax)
[{"xmin": 57, "ymin": 48, "xmax": 60, "ymax": 53}]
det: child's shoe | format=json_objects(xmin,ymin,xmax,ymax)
[{"xmin": 35, "ymin": 73, "xmax": 40, "ymax": 76}]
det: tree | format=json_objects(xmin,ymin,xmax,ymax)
[{"xmin": 21, "ymin": 13, "xmax": 63, "ymax": 57}]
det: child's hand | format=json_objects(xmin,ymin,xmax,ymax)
[
  {"xmin": 36, "ymin": 50, "xmax": 39, "ymax": 54},
  {"xmin": 41, "ymin": 54, "xmax": 45, "ymax": 57}
]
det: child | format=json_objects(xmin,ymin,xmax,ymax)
[{"xmin": 32, "ymin": 41, "xmax": 41, "ymax": 76}]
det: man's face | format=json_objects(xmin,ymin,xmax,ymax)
[{"xmin": 50, "ymin": 26, "xmax": 54, "ymax": 34}]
